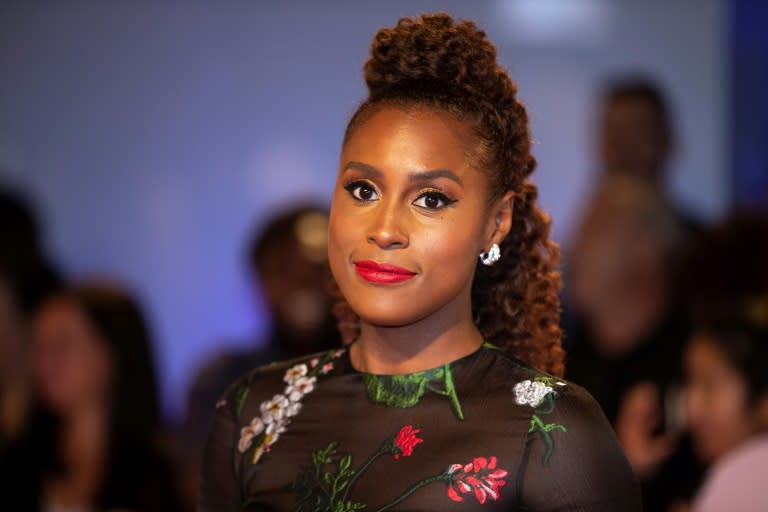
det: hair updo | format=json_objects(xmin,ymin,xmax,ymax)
[{"xmin": 334, "ymin": 13, "xmax": 564, "ymax": 377}]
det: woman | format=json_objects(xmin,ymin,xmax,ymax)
[
  {"xmin": 202, "ymin": 13, "xmax": 640, "ymax": 511},
  {"xmin": 1, "ymin": 282, "xmax": 183, "ymax": 511}
]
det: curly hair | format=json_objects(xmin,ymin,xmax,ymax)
[{"xmin": 333, "ymin": 13, "xmax": 564, "ymax": 377}]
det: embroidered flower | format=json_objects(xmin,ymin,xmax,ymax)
[
  {"xmin": 514, "ymin": 379, "xmax": 554, "ymax": 408},
  {"xmin": 392, "ymin": 425, "xmax": 424, "ymax": 460},
  {"xmin": 284, "ymin": 363, "xmax": 308, "ymax": 384},
  {"xmin": 285, "ymin": 375, "xmax": 317, "ymax": 402},
  {"xmin": 446, "ymin": 456, "xmax": 509, "ymax": 504},
  {"xmin": 239, "ymin": 349, "xmax": 345, "ymax": 465},
  {"xmin": 253, "ymin": 419, "xmax": 288, "ymax": 463},
  {"xmin": 238, "ymin": 417, "xmax": 265, "ymax": 453},
  {"xmin": 285, "ymin": 400, "xmax": 302, "ymax": 418},
  {"xmin": 260, "ymin": 394, "xmax": 290, "ymax": 423}
]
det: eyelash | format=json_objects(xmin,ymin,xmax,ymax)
[
  {"xmin": 413, "ymin": 189, "xmax": 457, "ymax": 210},
  {"xmin": 343, "ymin": 180, "xmax": 457, "ymax": 210}
]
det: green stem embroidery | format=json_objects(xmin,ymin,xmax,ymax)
[
  {"xmin": 442, "ymin": 363, "xmax": 464, "ymax": 420},
  {"xmin": 373, "ymin": 473, "xmax": 449, "ymax": 512},
  {"xmin": 340, "ymin": 442, "xmax": 390, "ymax": 502},
  {"xmin": 528, "ymin": 414, "xmax": 567, "ymax": 465}
]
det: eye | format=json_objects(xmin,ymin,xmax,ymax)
[
  {"xmin": 413, "ymin": 190, "xmax": 455, "ymax": 210},
  {"xmin": 344, "ymin": 180, "xmax": 379, "ymax": 202}
]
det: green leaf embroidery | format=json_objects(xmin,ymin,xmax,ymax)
[
  {"xmin": 232, "ymin": 386, "xmax": 249, "ymax": 420},
  {"xmin": 295, "ymin": 441, "xmax": 366, "ymax": 512},
  {"xmin": 364, "ymin": 364, "xmax": 464, "ymax": 420}
]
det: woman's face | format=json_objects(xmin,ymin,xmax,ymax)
[
  {"xmin": 685, "ymin": 335, "xmax": 755, "ymax": 462},
  {"xmin": 32, "ymin": 298, "xmax": 112, "ymax": 414},
  {"xmin": 329, "ymin": 106, "xmax": 508, "ymax": 329}
]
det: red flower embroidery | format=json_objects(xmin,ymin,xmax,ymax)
[
  {"xmin": 392, "ymin": 425, "xmax": 424, "ymax": 460},
  {"xmin": 446, "ymin": 456, "xmax": 509, "ymax": 504}
]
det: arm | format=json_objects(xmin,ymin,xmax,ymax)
[
  {"xmin": 199, "ymin": 386, "xmax": 243, "ymax": 512},
  {"xmin": 517, "ymin": 382, "xmax": 642, "ymax": 511}
]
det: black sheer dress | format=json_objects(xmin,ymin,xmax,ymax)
[{"xmin": 201, "ymin": 343, "xmax": 641, "ymax": 511}]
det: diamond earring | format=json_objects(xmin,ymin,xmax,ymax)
[{"xmin": 479, "ymin": 243, "xmax": 501, "ymax": 266}]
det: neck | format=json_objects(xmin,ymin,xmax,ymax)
[
  {"xmin": 350, "ymin": 303, "xmax": 483, "ymax": 375},
  {"xmin": 60, "ymin": 401, "xmax": 109, "ymax": 469}
]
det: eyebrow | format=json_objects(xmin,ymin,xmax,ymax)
[{"xmin": 344, "ymin": 161, "xmax": 463, "ymax": 187}]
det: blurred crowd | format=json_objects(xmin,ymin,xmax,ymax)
[{"xmin": 1, "ymin": 77, "xmax": 766, "ymax": 512}]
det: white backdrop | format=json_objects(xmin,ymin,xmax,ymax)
[{"xmin": 0, "ymin": 0, "xmax": 727, "ymax": 419}]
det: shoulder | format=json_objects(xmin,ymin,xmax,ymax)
[
  {"xmin": 215, "ymin": 348, "xmax": 346, "ymax": 423},
  {"xmin": 483, "ymin": 346, "xmax": 599, "ymax": 410},
  {"xmin": 476, "ymin": 347, "xmax": 641, "ymax": 508},
  {"xmin": 695, "ymin": 435, "xmax": 768, "ymax": 512}
]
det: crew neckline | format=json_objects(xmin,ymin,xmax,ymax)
[{"xmin": 341, "ymin": 340, "xmax": 491, "ymax": 377}]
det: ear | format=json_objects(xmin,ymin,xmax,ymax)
[{"xmin": 483, "ymin": 191, "xmax": 515, "ymax": 249}]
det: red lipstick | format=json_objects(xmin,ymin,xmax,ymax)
[{"xmin": 354, "ymin": 260, "xmax": 416, "ymax": 284}]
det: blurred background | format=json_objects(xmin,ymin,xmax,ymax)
[{"xmin": 1, "ymin": 0, "xmax": 766, "ymax": 510}]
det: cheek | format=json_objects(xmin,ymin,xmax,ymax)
[
  {"xmin": 686, "ymin": 379, "xmax": 752, "ymax": 460},
  {"xmin": 33, "ymin": 337, "xmax": 111, "ymax": 411},
  {"xmin": 328, "ymin": 208, "xmax": 352, "ymax": 281}
]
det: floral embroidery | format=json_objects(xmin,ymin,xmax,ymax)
[
  {"xmin": 238, "ymin": 417, "xmax": 265, "ymax": 453},
  {"xmin": 284, "ymin": 363, "xmax": 308, "ymax": 383},
  {"xmin": 294, "ymin": 426, "xmax": 508, "ymax": 511},
  {"xmin": 514, "ymin": 379, "xmax": 554, "ymax": 407},
  {"xmin": 446, "ymin": 456, "xmax": 509, "ymax": 504},
  {"xmin": 285, "ymin": 375, "xmax": 317, "ymax": 402},
  {"xmin": 237, "ymin": 349, "xmax": 344, "ymax": 465},
  {"xmin": 392, "ymin": 425, "xmax": 423, "ymax": 460},
  {"xmin": 517, "ymin": 375, "xmax": 568, "ymax": 464},
  {"xmin": 364, "ymin": 363, "xmax": 465, "ymax": 419}
]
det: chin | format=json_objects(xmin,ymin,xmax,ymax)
[{"xmin": 349, "ymin": 301, "xmax": 428, "ymax": 329}]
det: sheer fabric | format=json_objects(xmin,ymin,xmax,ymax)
[{"xmin": 201, "ymin": 344, "xmax": 641, "ymax": 511}]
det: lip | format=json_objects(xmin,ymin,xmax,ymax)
[{"xmin": 354, "ymin": 260, "xmax": 416, "ymax": 284}]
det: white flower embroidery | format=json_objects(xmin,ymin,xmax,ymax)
[
  {"xmin": 252, "ymin": 419, "xmax": 288, "ymax": 463},
  {"xmin": 260, "ymin": 394, "xmax": 290, "ymax": 424},
  {"xmin": 237, "ymin": 349, "xmax": 345, "ymax": 464},
  {"xmin": 285, "ymin": 401, "xmax": 302, "ymax": 418},
  {"xmin": 514, "ymin": 379, "xmax": 555, "ymax": 408},
  {"xmin": 284, "ymin": 363, "xmax": 308, "ymax": 384},
  {"xmin": 238, "ymin": 417, "xmax": 265, "ymax": 453},
  {"xmin": 284, "ymin": 375, "xmax": 317, "ymax": 402}
]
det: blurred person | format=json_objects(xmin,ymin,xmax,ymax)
[
  {"xmin": 671, "ymin": 303, "xmax": 768, "ymax": 512},
  {"xmin": 598, "ymin": 78, "xmax": 673, "ymax": 184},
  {"xmin": 0, "ymin": 282, "xmax": 183, "ymax": 511},
  {"xmin": 618, "ymin": 214, "xmax": 768, "ymax": 511},
  {"xmin": 686, "ymin": 307, "xmax": 768, "ymax": 468},
  {"xmin": 597, "ymin": 77, "xmax": 700, "ymax": 233},
  {"xmin": 182, "ymin": 205, "xmax": 340, "ymax": 498},
  {"xmin": 565, "ymin": 174, "xmax": 688, "ymax": 425},
  {"xmin": 0, "ymin": 184, "xmax": 62, "ymax": 455},
  {"xmin": 0, "ymin": 261, "xmax": 61, "ymax": 454}
]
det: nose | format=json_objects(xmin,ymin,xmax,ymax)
[{"xmin": 367, "ymin": 200, "xmax": 408, "ymax": 250}]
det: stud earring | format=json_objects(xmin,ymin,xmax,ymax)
[{"xmin": 479, "ymin": 243, "xmax": 501, "ymax": 266}]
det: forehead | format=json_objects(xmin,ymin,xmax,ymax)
[{"xmin": 341, "ymin": 106, "xmax": 481, "ymax": 175}]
